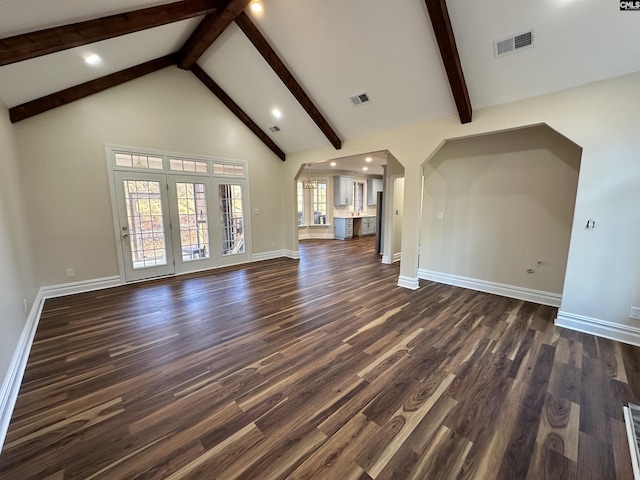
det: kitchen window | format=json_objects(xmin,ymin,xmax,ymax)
[
  {"xmin": 354, "ymin": 182, "xmax": 364, "ymax": 213},
  {"xmin": 312, "ymin": 180, "xmax": 328, "ymax": 225}
]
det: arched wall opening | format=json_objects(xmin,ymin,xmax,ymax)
[
  {"xmin": 418, "ymin": 124, "xmax": 582, "ymax": 306},
  {"xmin": 291, "ymin": 150, "xmax": 405, "ymax": 264}
]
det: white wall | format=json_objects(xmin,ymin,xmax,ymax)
[
  {"xmin": 286, "ymin": 71, "xmax": 640, "ymax": 341},
  {"xmin": 421, "ymin": 125, "xmax": 581, "ymax": 295},
  {"xmin": 0, "ymin": 101, "xmax": 36, "ymax": 391},
  {"xmin": 13, "ymin": 67, "xmax": 287, "ymax": 286}
]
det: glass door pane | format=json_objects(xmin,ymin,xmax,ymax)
[
  {"xmin": 219, "ymin": 184, "xmax": 245, "ymax": 255},
  {"xmin": 124, "ymin": 179, "xmax": 168, "ymax": 268},
  {"xmin": 176, "ymin": 182, "xmax": 210, "ymax": 262}
]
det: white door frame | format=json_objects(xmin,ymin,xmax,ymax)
[{"xmin": 382, "ymin": 174, "xmax": 404, "ymax": 264}]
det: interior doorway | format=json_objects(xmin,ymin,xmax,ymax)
[
  {"xmin": 418, "ymin": 124, "xmax": 582, "ymax": 306},
  {"xmin": 294, "ymin": 151, "xmax": 386, "ymax": 247}
]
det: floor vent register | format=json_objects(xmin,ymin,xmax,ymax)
[{"xmin": 623, "ymin": 403, "xmax": 640, "ymax": 479}]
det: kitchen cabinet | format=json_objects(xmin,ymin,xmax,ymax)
[
  {"xmin": 334, "ymin": 217, "xmax": 353, "ymax": 239},
  {"xmin": 361, "ymin": 217, "xmax": 376, "ymax": 236},
  {"xmin": 333, "ymin": 176, "xmax": 354, "ymax": 206},
  {"xmin": 367, "ymin": 178, "xmax": 383, "ymax": 205},
  {"xmin": 335, "ymin": 216, "xmax": 375, "ymax": 239}
]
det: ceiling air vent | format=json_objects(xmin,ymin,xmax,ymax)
[
  {"xmin": 349, "ymin": 92, "xmax": 371, "ymax": 107},
  {"xmin": 494, "ymin": 29, "xmax": 535, "ymax": 58},
  {"xmin": 269, "ymin": 125, "xmax": 280, "ymax": 133}
]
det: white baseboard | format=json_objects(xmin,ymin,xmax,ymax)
[
  {"xmin": 397, "ymin": 275, "xmax": 419, "ymax": 290},
  {"xmin": 299, "ymin": 233, "xmax": 335, "ymax": 240},
  {"xmin": 0, "ymin": 292, "xmax": 46, "ymax": 452},
  {"xmin": 556, "ymin": 311, "xmax": 640, "ymax": 347},
  {"xmin": 252, "ymin": 250, "xmax": 289, "ymax": 262},
  {"xmin": 39, "ymin": 276, "xmax": 121, "ymax": 299},
  {"xmin": 392, "ymin": 252, "xmax": 401, "ymax": 263},
  {"xmin": 381, "ymin": 255, "xmax": 391, "ymax": 264},
  {"xmin": 285, "ymin": 249, "xmax": 300, "ymax": 260},
  {"xmin": 418, "ymin": 269, "xmax": 562, "ymax": 307}
]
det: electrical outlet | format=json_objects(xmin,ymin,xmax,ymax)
[
  {"xmin": 66, "ymin": 268, "xmax": 75, "ymax": 278},
  {"xmin": 437, "ymin": 212, "xmax": 444, "ymax": 220},
  {"xmin": 629, "ymin": 306, "xmax": 640, "ymax": 320}
]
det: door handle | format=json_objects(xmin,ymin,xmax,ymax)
[{"xmin": 122, "ymin": 233, "xmax": 129, "ymax": 239}]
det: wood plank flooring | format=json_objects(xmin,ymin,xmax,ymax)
[{"xmin": 1, "ymin": 236, "xmax": 638, "ymax": 479}]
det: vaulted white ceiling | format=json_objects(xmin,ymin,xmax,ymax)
[
  {"xmin": 0, "ymin": 0, "xmax": 638, "ymax": 157},
  {"xmin": 448, "ymin": 0, "xmax": 640, "ymax": 109}
]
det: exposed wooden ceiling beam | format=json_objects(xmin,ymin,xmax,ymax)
[
  {"xmin": 0, "ymin": 0, "xmax": 222, "ymax": 67},
  {"xmin": 424, "ymin": 0, "xmax": 472, "ymax": 124},
  {"xmin": 10, "ymin": 55, "xmax": 177, "ymax": 123},
  {"xmin": 234, "ymin": 11, "xmax": 342, "ymax": 150},
  {"xmin": 191, "ymin": 64, "xmax": 286, "ymax": 161},
  {"xmin": 178, "ymin": 0, "xmax": 251, "ymax": 69}
]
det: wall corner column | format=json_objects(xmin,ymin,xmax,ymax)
[{"xmin": 397, "ymin": 163, "xmax": 422, "ymax": 290}]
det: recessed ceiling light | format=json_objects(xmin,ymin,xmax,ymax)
[
  {"xmin": 365, "ymin": 157, "xmax": 372, "ymax": 163},
  {"xmin": 362, "ymin": 167, "xmax": 368, "ymax": 171},
  {"xmin": 84, "ymin": 54, "xmax": 101, "ymax": 65},
  {"xmin": 271, "ymin": 108, "xmax": 282, "ymax": 119},
  {"xmin": 330, "ymin": 162, "xmax": 337, "ymax": 167},
  {"xmin": 250, "ymin": 0, "xmax": 263, "ymax": 13}
]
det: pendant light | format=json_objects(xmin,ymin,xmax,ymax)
[{"xmin": 302, "ymin": 163, "xmax": 317, "ymax": 189}]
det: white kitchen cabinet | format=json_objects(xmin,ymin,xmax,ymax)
[
  {"xmin": 361, "ymin": 217, "xmax": 376, "ymax": 236},
  {"xmin": 333, "ymin": 176, "xmax": 354, "ymax": 206},
  {"xmin": 334, "ymin": 217, "xmax": 353, "ymax": 239},
  {"xmin": 367, "ymin": 178, "xmax": 383, "ymax": 205}
]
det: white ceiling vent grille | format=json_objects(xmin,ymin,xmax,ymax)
[
  {"xmin": 269, "ymin": 125, "xmax": 280, "ymax": 133},
  {"xmin": 494, "ymin": 29, "xmax": 535, "ymax": 58},
  {"xmin": 349, "ymin": 92, "xmax": 371, "ymax": 106}
]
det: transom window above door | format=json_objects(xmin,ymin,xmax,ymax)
[{"xmin": 108, "ymin": 147, "xmax": 247, "ymax": 179}]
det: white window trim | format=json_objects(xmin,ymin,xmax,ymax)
[
  {"xmin": 107, "ymin": 144, "xmax": 249, "ymax": 179},
  {"xmin": 298, "ymin": 176, "xmax": 331, "ymax": 228},
  {"xmin": 311, "ymin": 178, "xmax": 329, "ymax": 226}
]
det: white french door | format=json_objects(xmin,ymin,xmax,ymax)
[
  {"xmin": 214, "ymin": 179, "xmax": 250, "ymax": 264},
  {"xmin": 168, "ymin": 176, "xmax": 217, "ymax": 274},
  {"xmin": 114, "ymin": 171, "xmax": 175, "ymax": 281},
  {"xmin": 109, "ymin": 147, "xmax": 251, "ymax": 282}
]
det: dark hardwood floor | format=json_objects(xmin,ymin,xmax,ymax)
[{"xmin": 1, "ymin": 237, "xmax": 638, "ymax": 479}]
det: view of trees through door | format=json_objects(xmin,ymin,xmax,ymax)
[
  {"xmin": 219, "ymin": 184, "xmax": 245, "ymax": 256},
  {"xmin": 123, "ymin": 179, "xmax": 168, "ymax": 269},
  {"xmin": 176, "ymin": 182, "xmax": 210, "ymax": 262}
]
